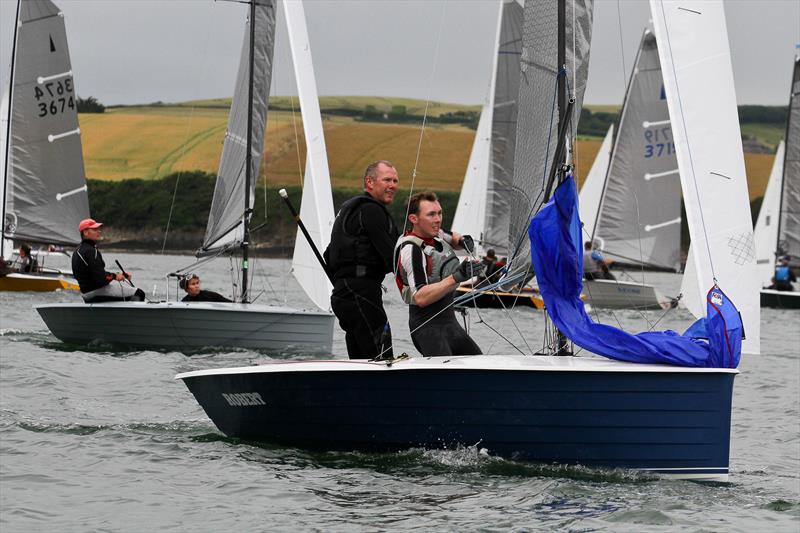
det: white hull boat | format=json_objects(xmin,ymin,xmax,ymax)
[
  {"xmin": 37, "ymin": 301, "xmax": 334, "ymax": 352},
  {"xmin": 583, "ymin": 278, "xmax": 673, "ymax": 310}
]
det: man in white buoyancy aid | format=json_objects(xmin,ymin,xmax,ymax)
[{"xmin": 394, "ymin": 191, "xmax": 485, "ymax": 356}]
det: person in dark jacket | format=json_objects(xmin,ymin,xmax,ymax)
[
  {"xmin": 323, "ymin": 160, "xmax": 400, "ymax": 359},
  {"xmin": 180, "ymin": 274, "xmax": 231, "ymax": 302},
  {"xmin": 15, "ymin": 244, "xmax": 38, "ymax": 273},
  {"xmin": 72, "ymin": 218, "xmax": 145, "ymax": 303}
]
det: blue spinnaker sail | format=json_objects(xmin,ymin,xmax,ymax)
[{"xmin": 528, "ymin": 175, "xmax": 742, "ymax": 368}]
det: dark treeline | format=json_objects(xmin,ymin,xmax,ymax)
[
  {"xmin": 87, "ymin": 172, "xmax": 459, "ymax": 250},
  {"xmin": 76, "ymin": 96, "xmax": 105, "ymax": 113}
]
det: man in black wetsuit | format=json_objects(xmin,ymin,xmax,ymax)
[
  {"xmin": 72, "ymin": 218, "xmax": 145, "ymax": 303},
  {"xmin": 324, "ymin": 160, "xmax": 400, "ymax": 359},
  {"xmin": 394, "ymin": 191, "xmax": 484, "ymax": 357},
  {"xmin": 180, "ymin": 274, "xmax": 232, "ymax": 302}
]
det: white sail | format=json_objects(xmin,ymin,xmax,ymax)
[
  {"xmin": 285, "ymin": 0, "xmax": 335, "ymax": 312},
  {"xmin": 578, "ymin": 124, "xmax": 613, "ymax": 246},
  {"xmin": 591, "ymin": 29, "xmax": 681, "ymax": 271},
  {"xmin": 753, "ymin": 141, "xmax": 785, "ymax": 287},
  {"xmin": 3, "ymin": 0, "xmax": 89, "ymax": 250},
  {"xmin": 650, "ymin": 0, "xmax": 759, "ymax": 354},
  {"xmin": 453, "ymin": 0, "xmax": 522, "ymax": 256},
  {"xmin": 452, "ymin": 100, "xmax": 491, "ymax": 254},
  {"xmin": 779, "ymin": 56, "xmax": 800, "ymax": 269}
]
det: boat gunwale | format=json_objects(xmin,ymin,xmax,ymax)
[
  {"xmin": 175, "ymin": 354, "xmax": 740, "ymax": 380},
  {"xmin": 35, "ymin": 301, "xmax": 333, "ymax": 317}
]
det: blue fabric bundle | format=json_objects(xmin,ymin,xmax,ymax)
[{"xmin": 528, "ymin": 175, "xmax": 742, "ymax": 368}]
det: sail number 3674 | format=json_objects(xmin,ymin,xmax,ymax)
[{"xmin": 33, "ymin": 79, "xmax": 75, "ymax": 117}]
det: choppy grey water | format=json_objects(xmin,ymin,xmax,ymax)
[{"xmin": 1, "ymin": 252, "xmax": 798, "ymax": 532}]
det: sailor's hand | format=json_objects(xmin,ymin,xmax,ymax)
[
  {"xmin": 460, "ymin": 235, "xmax": 475, "ymax": 254},
  {"xmin": 115, "ymin": 272, "xmax": 129, "ymax": 281},
  {"xmin": 452, "ymin": 259, "xmax": 485, "ymax": 283}
]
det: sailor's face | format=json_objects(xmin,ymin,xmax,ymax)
[
  {"xmin": 84, "ymin": 227, "xmax": 102, "ymax": 241},
  {"xmin": 187, "ymin": 277, "xmax": 201, "ymax": 296},
  {"xmin": 412, "ymin": 200, "xmax": 442, "ymax": 239},
  {"xmin": 366, "ymin": 164, "xmax": 399, "ymax": 205}
]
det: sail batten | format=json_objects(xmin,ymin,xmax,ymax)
[
  {"xmin": 201, "ymin": 1, "xmax": 276, "ymax": 255},
  {"xmin": 3, "ymin": 0, "xmax": 89, "ymax": 249}
]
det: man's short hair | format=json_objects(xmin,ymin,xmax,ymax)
[
  {"xmin": 363, "ymin": 160, "xmax": 395, "ymax": 189},
  {"xmin": 407, "ymin": 191, "xmax": 438, "ymax": 217},
  {"xmin": 486, "ymin": 249, "xmax": 496, "ymax": 259}
]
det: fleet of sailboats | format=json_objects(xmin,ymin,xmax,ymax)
[
  {"xmin": 1, "ymin": 0, "xmax": 87, "ymax": 292},
  {"xmin": 3, "ymin": 0, "xmax": 787, "ymax": 481},
  {"xmin": 36, "ymin": 0, "xmax": 336, "ymax": 352},
  {"xmin": 176, "ymin": 0, "xmax": 759, "ymax": 481}
]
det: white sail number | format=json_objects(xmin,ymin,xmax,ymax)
[{"xmin": 34, "ymin": 78, "xmax": 75, "ymax": 118}]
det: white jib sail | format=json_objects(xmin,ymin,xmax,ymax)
[
  {"xmin": 285, "ymin": 0, "xmax": 335, "ymax": 312},
  {"xmin": 578, "ymin": 124, "xmax": 613, "ymax": 247},
  {"xmin": 650, "ymin": 0, "xmax": 759, "ymax": 354},
  {"xmin": 753, "ymin": 141, "xmax": 785, "ymax": 287}
]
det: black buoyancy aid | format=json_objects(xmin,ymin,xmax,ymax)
[{"xmin": 325, "ymin": 194, "xmax": 397, "ymax": 281}]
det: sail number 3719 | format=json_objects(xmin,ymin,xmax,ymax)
[{"xmin": 33, "ymin": 78, "xmax": 75, "ymax": 118}]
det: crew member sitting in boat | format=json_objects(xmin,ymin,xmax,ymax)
[
  {"xmin": 13, "ymin": 244, "xmax": 38, "ymax": 273},
  {"xmin": 72, "ymin": 218, "xmax": 145, "ymax": 303},
  {"xmin": 769, "ymin": 255, "xmax": 796, "ymax": 291},
  {"xmin": 583, "ymin": 241, "xmax": 615, "ymax": 281},
  {"xmin": 481, "ymin": 249, "xmax": 500, "ymax": 283},
  {"xmin": 180, "ymin": 274, "xmax": 232, "ymax": 302},
  {"xmin": 394, "ymin": 191, "xmax": 484, "ymax": 356}
]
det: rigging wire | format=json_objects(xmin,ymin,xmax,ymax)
[
  {"xmin": 402, "ymin": 0, "xmax": 448, "ymax": 232},
  {"xmin": 160, "ymin": 4, "xmax": 219, "ymax": 255}
]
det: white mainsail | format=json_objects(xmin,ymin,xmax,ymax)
[
  {"xmin": 650, "ymin": 0, "xmax": 759, "ymax": 354},
  {"xmin": 452, "ymin": 100, "xmax": 491, "ymax": 253},
  {"xmin": 3, "ymin": 0, "xmax": 89, "ymax": 252},
  {"xmin": 285, "ymin": 0, "xmax": 335, "ymax": 312},
  {"xmin": 753, "ymin": 141, "xmax": 785, "ymax": 287},
  {"xmin": 453, "ymin": 0, "xmax": 523, "ymax": 256},
  {"xmin": 578, "ymin": 123, "xmax": 613, "ymax": 246},
  {"xmin": 591, "ymin": 29, "xmax": 681, "ymax": 271}
]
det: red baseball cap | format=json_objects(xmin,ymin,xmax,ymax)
[{"xmin": 78, "ymin": 218, "xmax": 103, "ymax": 232}]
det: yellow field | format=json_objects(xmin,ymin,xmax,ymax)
[{"xmin": 79, "ymin": 105, "xmax": 776, "ymax": 200}]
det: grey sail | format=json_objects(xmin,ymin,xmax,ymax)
[
  {"xmin": 778, "ymin": 56, "xmax": 800, "ymax": 269},
  {"xmin": 485, "ymin": 0, "xmax": 524, "ymax": 254},
  {"xmin": 506, "ymin": 0, "xmax": 593, "ymax": 280},
  {"xmin": 3, "ymin": 0, "xmax": 89, "ymax": 248},
  {"xmin": 591, "ymin": 29, "xmax": 680, "ymax": 272},
  {"xmin": 201, "ymin": 1, "xmax": 276, "ymax": 255}
]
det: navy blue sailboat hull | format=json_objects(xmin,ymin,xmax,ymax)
[{"xmin": 179, "ymin": 357, "xmax": 735, "ymax": 479}]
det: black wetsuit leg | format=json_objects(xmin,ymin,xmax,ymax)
[
  {"xmin": 410, "ymin": 312, "xmax": 482, "ymax": 357},
  {"xmin": 331, "ymin": 278, "xmax": 391, "ymax": 359}
]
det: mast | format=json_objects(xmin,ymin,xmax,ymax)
[
  {"xmin": 542, "ymin": 0, "xmax": 574, "ymax": 356},
  {"xmin": 241, "ymin": 0, "xmax": 256, "ymax": 303},
  {"xmin": 1, "ymin": 0, "xmax": 22, "ymax": 259}
]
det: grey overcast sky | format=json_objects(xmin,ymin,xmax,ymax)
[{"xmin": 1, "ymin": 0, "xmax": 798, "ymax": 107}]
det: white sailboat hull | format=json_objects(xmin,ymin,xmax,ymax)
[
  {"xmin": 36, "ymin": 302, "xmax": 334, "ymax": 352},
  {"xmin": 582, "ymin": 279, "xmax": 673, "ymax": 310}
]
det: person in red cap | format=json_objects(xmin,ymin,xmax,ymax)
[{"xmin": 72, "ymin": 218, "xmax": 145, "ymax": 303}]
